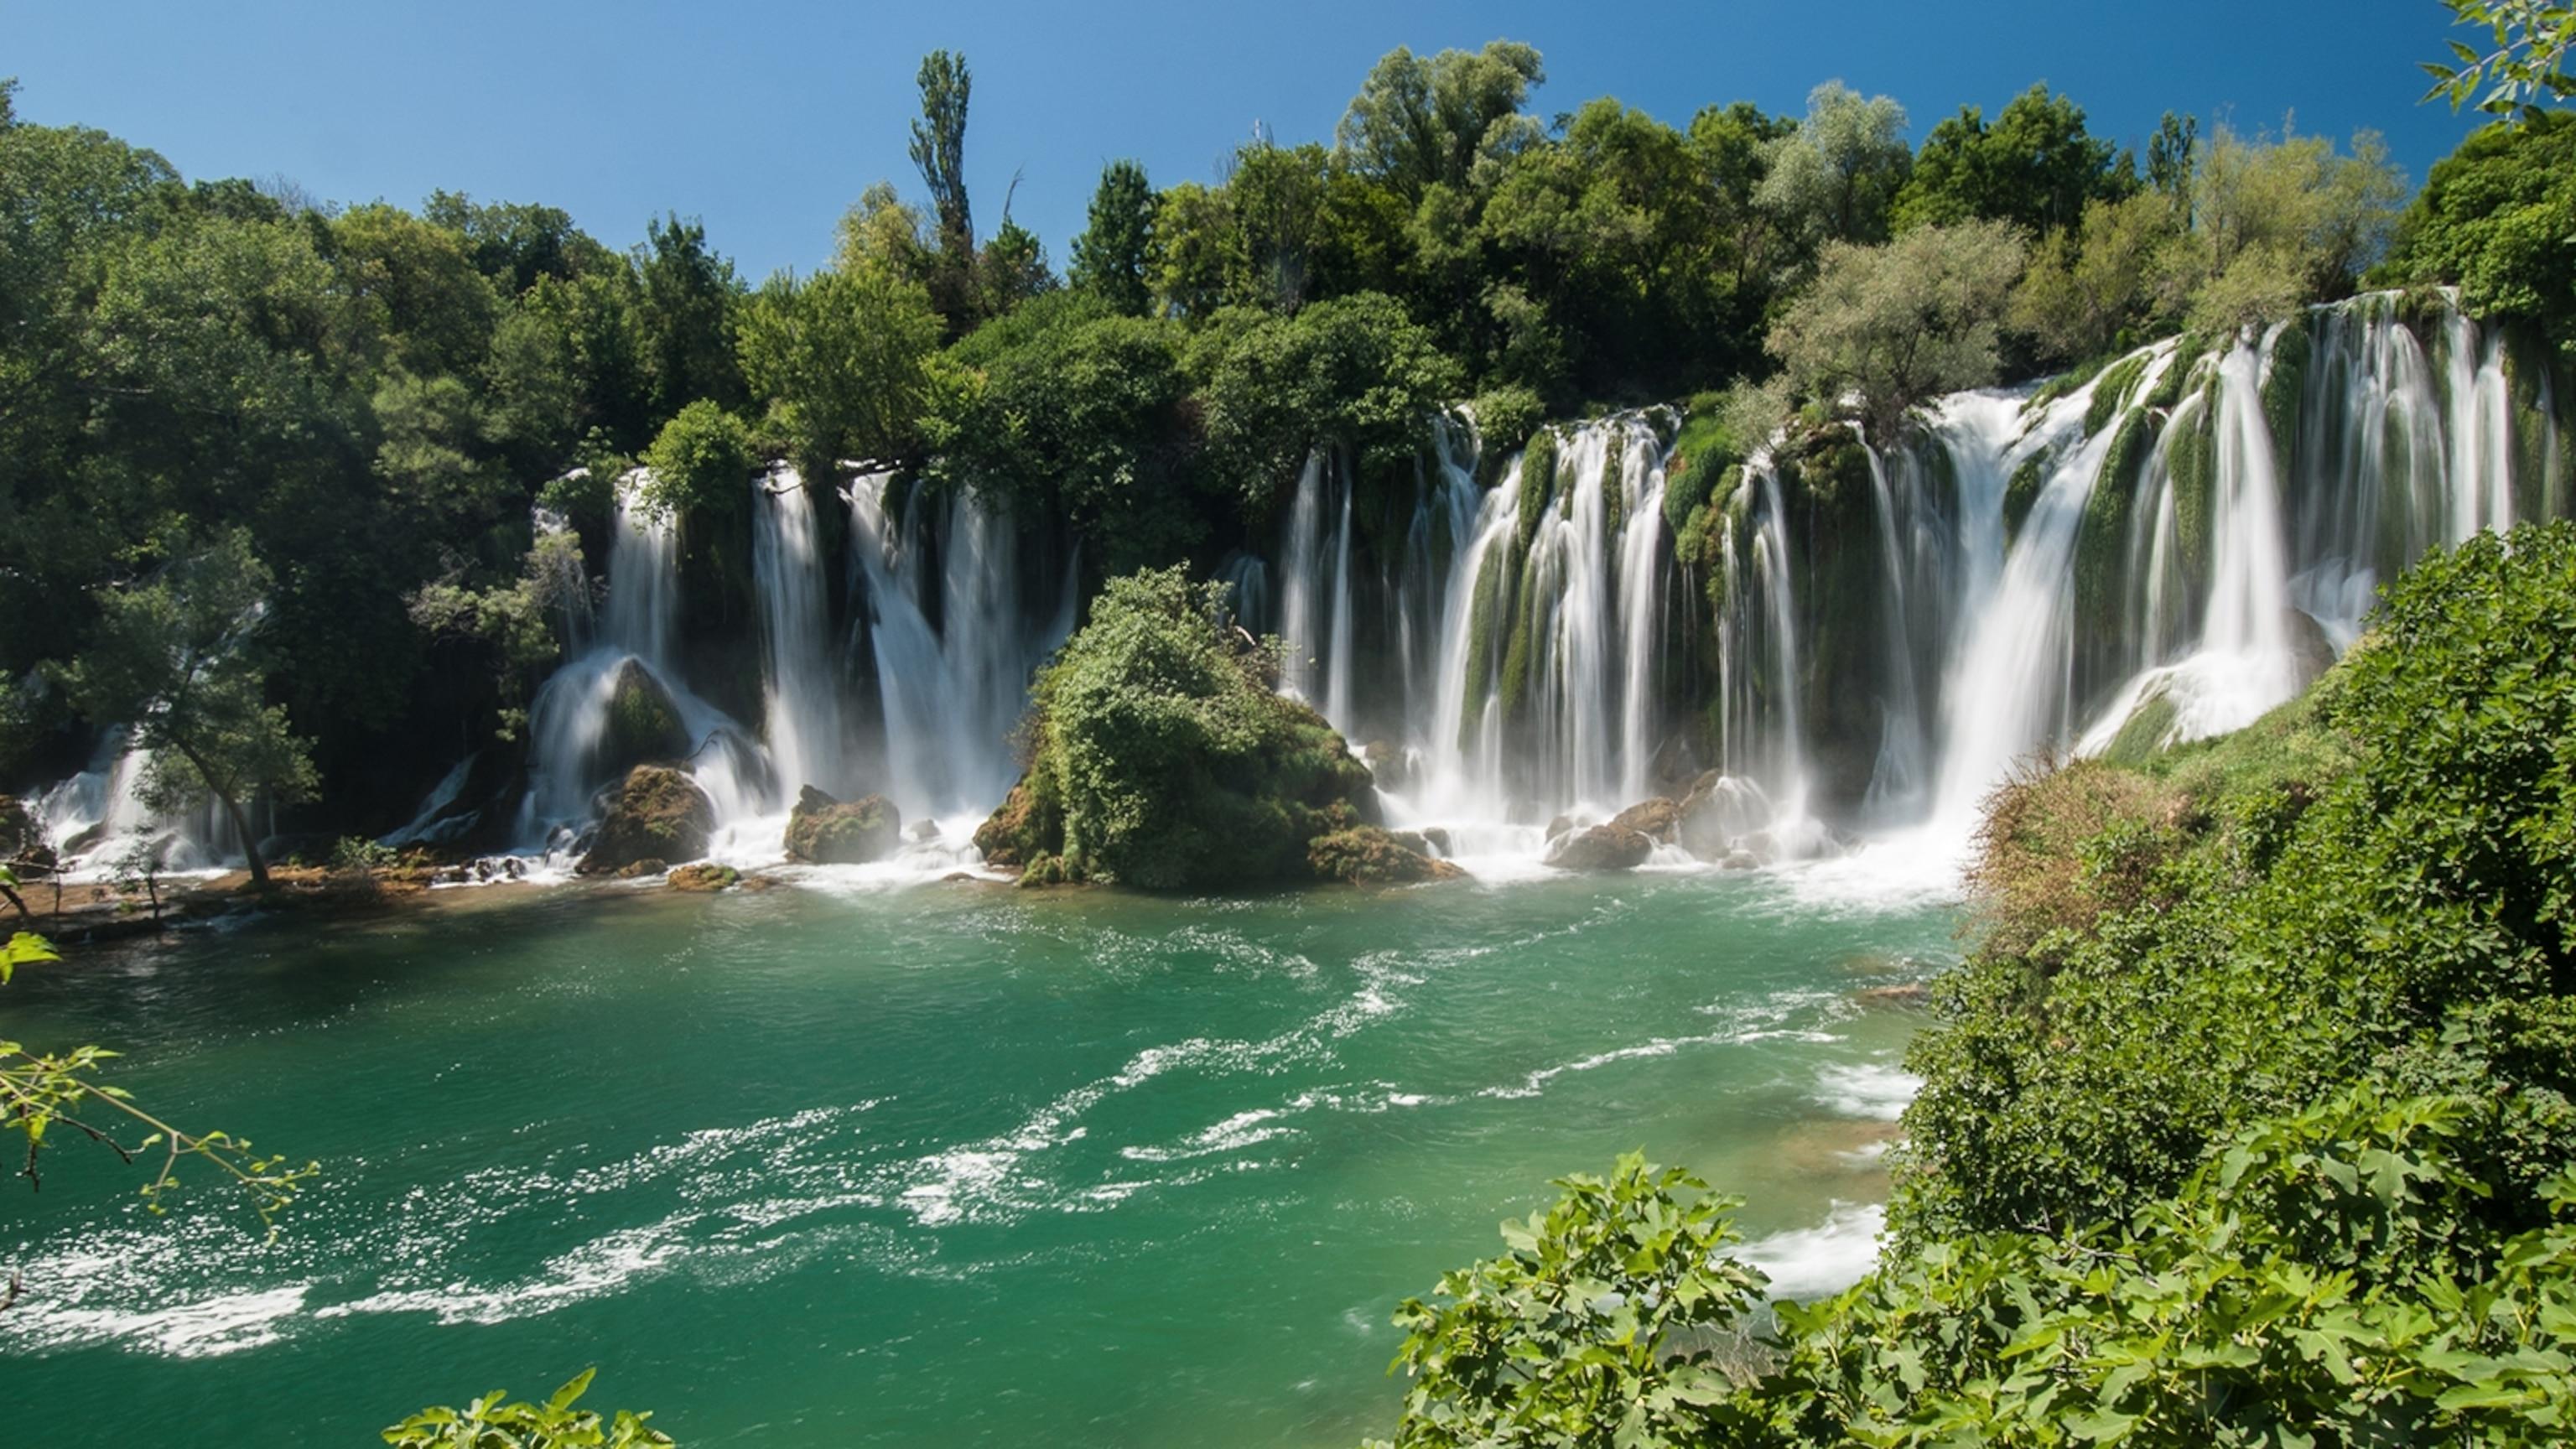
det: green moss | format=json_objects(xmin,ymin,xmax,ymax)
[
  {"xmin": 2142, "ymin": 332, "xmax": 2213, "ymax": 412},
  {"xmin": 2098, "ymin": 691, "xmax": 2180, "ymax": 766},
  {"xmin": 2004, "ymin": 454, "xmax": 2049, "ymax": 541},
  {"xmin": 1515, "ymin": 428, "xmax": 1559, "ymax": 548},
  {"xmin": 2083, "ymin": 351, "xmax": 2154, "ymax": 438},
  {"xmin": 1601, "ymin": 426, "xmax": 1628, "ymax": 544},
  {"xmin": 2168, "ymin": 395, "xmax": 2219, "ymax": 589},
  {"xmin": 2074, "ymin": 408, "xmax": 2157, "ymax": 664},
  {"xmin": 1498, "ymin": 545, "xmax": 1544, "ymax": 724},
  {"xmin": 2259, "ymin": 318, "xmax": 2312, "ymax": 478}
]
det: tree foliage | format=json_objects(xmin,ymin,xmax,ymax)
[{"xmin": 1768, "ymin": 219, "xmax": 2027, "ymax": 445}]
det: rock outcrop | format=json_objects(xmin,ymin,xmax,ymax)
[
  {"xmin": 667, "ymin": 862, "xmax": 740, "ymax": 891},
  {"xmin": 976, "ymin": 567, "xmax": 1381, "ymax": 890},
  {"xmin": 1609, "ymin": 797, "xmax": 1681, "ymax": 844},
  {"xmin": 1545, "ymin": 823, "xmax": 1654, "ymax": 872},
  {"xmin": 579, "ymin": 766, "xmax": 714, "ymax": 875},
  {"xmin": 601, "ymin": 659, "xmax": 692, "ymax": 776},
  {"xmin": 783, "ymin": 786, "xmax": 901, "ymax": 865},
  {"xmin": 1308, "ymin": 826, "xmax": 1465, "ymax": 886}
]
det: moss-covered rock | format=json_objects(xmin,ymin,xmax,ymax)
[
  {"xmin": 2003, "ymin": 454, "xmax": 2049, "ymax": 541},
  {"xmin": 983, "ymin": 567, "xmax": 1381, "ymax": 891},
  {"xmin": 1308, "ymin": 826, "xmax": 1465, "ymax": 885},
  {"xmin": 667, "ymin": 862, "xmax": 740, "ymax": 891},
  {"xmin": 602, "ymin": 658, "xmax": 691, "ymax": 776},
  {"xmin": 784, "ymin": 786, "xmax": 901, "ymax": 865},
  {"xmin": 1608, "ymin": 797, "xmax": 1682, "ymax": 844},
  {"xmin": 579, "ymin": 766, "xmax": 714, "ymax": 875}
]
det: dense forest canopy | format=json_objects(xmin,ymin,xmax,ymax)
[{"xmin": 0, "ymin": 29, "xmax": 2564, "ymax": 860}]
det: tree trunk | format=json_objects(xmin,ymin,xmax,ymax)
[{"xmin": 221, "ymin": 792, "xmax": 268, "ymax": 888}]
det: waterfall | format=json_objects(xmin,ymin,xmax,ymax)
[
  {"xmin": 1692, "ymin": 293, "xmax": 2565, "ymax": 858},
  {"xmin": 1276, "ymin": 450, "xmax": 1354, "ymax": 732},
  {"xmin": 751, "ymin": 466, "xmax": 845, "ymax": 802},
  {"xmin": 32, "ymin": 730, "xmax": 243, "ymax": 878},
  {"xmin": 519, "ymin": 472, "xmax": 766, "ymax": 854},
  {"xmin": 846, "ymin": 473, "xmax": 1075, "ymax": 823},
  {"xmin": 343, "ymin": 291, "xmax": 2563, "ymax": 880},
  {"xmin": 1386, "ymin": 413, "xmax": 1675, "ymax": 830}
]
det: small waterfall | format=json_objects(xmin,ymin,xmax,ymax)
[
  {"xmin": 751, "ymin": 466, "xmax": 845, "ymax": 802},
  {"xmin": 1393, "ymin": 413, "xmax": 1676, "ymax": 830},
  {"xmin": 1276, "ymin": 450, "xmax": 1354, "ymax": 731},
  {"xmin": 847, "ymin": 473, "xmax": 1076, "ymax": 823},
  {"xmin": 519, "ymin": 473, "xmax": 766, "ymax": 854},
  {"xmin": 32, "ymin": 730, "xmax": 243, "ymax": 878}
]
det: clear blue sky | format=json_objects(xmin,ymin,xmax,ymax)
[{"xmin": 8, "ymin": 0, "xmax": 2485, "ymax": 281}]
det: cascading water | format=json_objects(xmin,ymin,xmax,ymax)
[
  {"xmin": 845, "ymin": 472, "xmax": 1077, "ymax": 827},
  {"xmin": 518, "ymin": 473, "xmax": 766, "ymax": 855},
  {"xmin": 1371, "ymin": 413, "xmax": 1682, "ymax": 859},
  {"xmin": 343, "ymin": 292, "xmax": 2564, "ymax": 885},
  {"xmin": 751, "ymin": 466, "xmax": 846, "ymax": 803},
  {"xmin": 1275, "ymin": 450, "xmax": 1355, "ymax": 732}
]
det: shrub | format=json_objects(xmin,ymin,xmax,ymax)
[{"xmin": 636, "ymin": 400, "xmax": 756, "ymax": 521}]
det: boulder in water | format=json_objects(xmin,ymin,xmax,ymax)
[
  {"xmin": 1362, "ymin": 740, "xmax": 1413, "ymax": 794},
  {"xmin": 579, "ymin": 766, "xmax": 714, "ymax": 875},
  {"xmin": 784, "ymin": 786, "xmax": 901, "ymax": 865},
  {"xmin": 601, "ymin": 658, "xmax": 692, "ymax": 775},
  {"xmin": 667, "ymin": 862, "xmax": 740, "ymax": 891},
  {"xmin": 1308, "ymin": 826, "xmax": 1466, "ymax": 886},
  {"xmin": 1609, "ymin": 797, "xmax": 1681, "ymax": 844},
  {"xmin": 1677, "ymin": 772, "xmax": 1772, "ymax": 860},
  {"xmin": 1545, "ymin": 823, "xmax": 1653, "ymax": 872}
]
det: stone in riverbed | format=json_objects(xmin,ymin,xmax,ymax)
[
  {"xmin": 579, "ymin": 765, "xmax": 714, "ymax": 875},
  {"xmin": 1545, "ymin": 823, "xmax": 1653, "ymax": 872},
  {"xmin": 783, "ymin": 786, "xmax": 901, "ymax": 865},
  {"xmin": 1307, "ymin": 826, "xmax": 1467, "ymax": 886},
  {"xmin": 667, "ymin": 863, "xmax": 740, "ymax": 891},
  {"xmin": 1609, "ymin": 797, "xmax": 1681, "ymax": 844}
]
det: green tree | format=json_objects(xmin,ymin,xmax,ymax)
[
  {"xmin": 1334, "ymin": 41, "xmax": 1546, "ymax": 200},
  {"xmin": 1068, "ymin": 158, "xmax": 1156, "ymax": 315},
  {"xmin": 1368, "ymin": 1152, "xmax": 1766, "ymax": 1449},
  {"xmin": 637, "ymin": 399, "xmax": 755, "ymax": 522},
  {"xmin": 636, "ymin": 213, "xmax": 745, "ymax": 417},
  {"xmin": 1768, "ymin": 218, "xmax": 2028, "ymax": 445},
  {"xmin": 51, "ymin": 532, "xmax": 319, "ymax": 887},
  {"xmin": 1893, "ymin": 84, "xmax": 2134, "ymax": 236},
  {"xmin": 738, "ymin": 263, "xmax": 943, "ymax": 479},
  {"xmin": 910, "ymin": 49, "xmax": 978, "ymax": 330},
  {"xmin": 2385, "ymin": 111, "xmax": 2576, "ymax": 354},
  {"xmin": 1757, "ymin": 80, "xmax": 1913, "ymax": 249},
  {"xmin": 2008, "ymin": 190, "xmax": 2184, "ymax": 366}
]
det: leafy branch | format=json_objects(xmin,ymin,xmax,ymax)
[
  {"xmin": 0, "ymin": 909, "xmax": 316, "ymax": 1248},
  {"xmin": 2423, "ymin": 0, "xmax": 2576, "ymax": 121},
  {"xmin": 382, "ymin": 1369, "xmax": 675, "ymax": 1448}
]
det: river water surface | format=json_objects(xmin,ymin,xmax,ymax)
[{"xmin": 0, "ymin": 870, "xmax": 1950, "ymax": 1446}]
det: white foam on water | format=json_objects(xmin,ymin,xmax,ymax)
[
  {"xmin": 1742, "ymin": 1201, "xmax": 1886, "ymax": 1302},
  {"xmin": 1813, "ymin": 1062, "xmax": 1924, "ymax": 1121}
]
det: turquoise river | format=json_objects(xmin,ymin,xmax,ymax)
[{"xmin": 0, "ymin": 870, "xmax": 1951, "ymax": 1446}]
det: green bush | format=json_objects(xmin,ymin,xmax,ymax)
[
  {"xmin": 1368, "ymin": 1153, "xmax": 1767, "ymax": 1449},
  {"xmin": 636, "ymin": 400, "xmax": 755, "ymax": 521},
  {"xmin": 1905, "ymin": 521, "xmax": 2576, "ymax": 1238},
  {"xmin": 974, "ymin": 566, "xmax": 1377, "ymax": 890}
]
